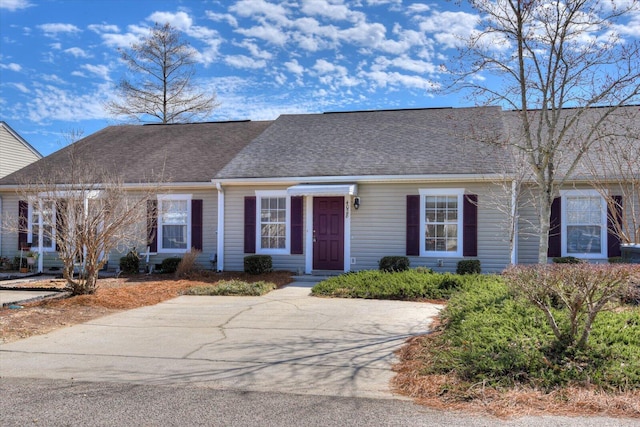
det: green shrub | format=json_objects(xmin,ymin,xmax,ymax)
[
  {"xmin": 161, "ymin": 257, "xmax": 182, "ymax": 274},
  {"xmin": 119, "ymin": 250, "xmax": 140, "ymax": 274},
  {"xmin": 552, "ymin": 256, "xmax": 583, "ymax": 264},
  {"xmin": 427, "ymin": 276, "xmax": 640, "ymax": 391},
  {"xmin": 244, "ymin": 255, "xmax": 272, "ymax": 275},
  {"xmin": 378, "ymin": 256, "xmax": 410, "ymax": 272},
  {"xmin": 185, "ymin": 279, "xmax": 276, "ymax": 296},
  {"xmin": 608, "ymin": 256, "xmax": 625, "ymax": 264},
  {"xmin": 456, "ymin": 259, "xmax": 481, "ymax": 274},
  {"xmin": 311, "ymin": 269, "xmax": 469, "ymax": 300}
]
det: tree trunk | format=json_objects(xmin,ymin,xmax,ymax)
[{"xmin": 537, "ymin": 190, "xmax": 552, "ymax": 264}]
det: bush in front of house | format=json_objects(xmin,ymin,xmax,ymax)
[
  {"xmin": 378, "ymin": 256, "xmax": 410, "ymax": 272},
  {"xmin": 456, "ymin": 259, "xmax": 481, "ymax": 275},
  {"xmin": 552, "ymin": 256, "xmax": 583, "ymax": 264},
  {"xmin": 311, "ymin": 269, "xmax": 467, "ymax": 300},
  {"xmin": 119, "ymin": 250, "xmax": 140, "ymax": 274},
  {"xmin": 161, "ymin": 257, "xmax": 182, "ymax": 274},
  {"xmin": 185, "ymin": 279, "xmax": 276, "ymax": 296},
  {"xmin": 244, "ymin": 255, "xmax": 272, "ymax": 275}
]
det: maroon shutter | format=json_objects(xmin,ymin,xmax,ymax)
[
  {"xmin": 244, "ymin": 196, "xmax": 256, "ymax": 254},
  {"xmin": 147, "ymin": 200, "xmax": 158, "ymax": 252},
  {"xmin": 547, "ymin": 197, "xmax": 562, "ymax": 258},
  {"xmin": 291, "ymin": 196, "xmax": 303, "ymax": 254},
  {"xmin": 191, "ymin": 199, "xmax": 203, "ymax": 251},
  {"xmin": 18, "ymin": 200, "xmax": 28, "ymax": 250},
  {"xmin": 406, "ymin": 195, "xmax": 420, "ymax": 256},
  {"xmin": 607, "ymin": 195, "xmax": 622, "ymax": 258},
  {"xmin": 55, "ymin": 199, "xmax": 68, "ymax": 252},
  {"xmin": 463, "ymin": 194, "xmax": 478, "ymax": 257}
]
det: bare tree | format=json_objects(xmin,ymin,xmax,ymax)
[
  {"xmin": 450, "ymin": 0, "xmax": 640, "ymax": 263},
  {"xmin": 106, "ymin": 22, "xmax": 218, "ymax": 124},
  {"xmin": 15, "ymin": 145, "xmax": 159, "ymax": 295}
]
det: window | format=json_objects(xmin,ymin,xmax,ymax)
[
  {"xmin": 562, "ymin": 190, "xmax": 606, "ymax": 258},
  {"xmin": 28, "ymin": 200, "xmax": 55, "ymax": 251},
  {"xmin": 256, "ymin": 191, "xmax": 290, "ymax": 254},
  {"xmin": 158, "ymin": 195, "xmax": 191, "ymax": 252},
  {"xmin": 419, "ymin": 189, "xmax": 464, "ymax": 257}
]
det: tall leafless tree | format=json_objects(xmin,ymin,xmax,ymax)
[
  {"xmin": 450, "ymin": 0, "xmax": 640, "ymax": 263},
  {"xmin": 106, "ymin": 23, "xmax": 218, "ymax": 124}
]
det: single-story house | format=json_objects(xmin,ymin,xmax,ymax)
[{"xmin": 0, "ymin": 106, "xmax": 637, "ymax": 274}]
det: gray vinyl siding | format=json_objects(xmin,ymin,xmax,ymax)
[
  {"xmin": 223, "ymin": 185, "xmax": 306, "ymax": 273},
  {"xmin": 222, "ymin": 181, "xmax": 513, "ymax": 274},
  {"xmin": 0, "ymin": 126, "xmax": 41, "ymax": 179},
  {"xmin": 0, "ymin": 188, "xmax": 218, "ymax": 272}
]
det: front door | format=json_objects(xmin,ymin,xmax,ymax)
[{"xmin": 313, "ymin": 197, "xmax": 344, "ymax": 270}]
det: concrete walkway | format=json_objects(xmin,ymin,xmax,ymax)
[{"xmin": 0, "ymin": 282, "xmax": 442, "ymax": 399}]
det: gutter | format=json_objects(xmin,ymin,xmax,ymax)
[{"xmin": 215, "ymin": 182, "xmax": 224, "ymax": 272}]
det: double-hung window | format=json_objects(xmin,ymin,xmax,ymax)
[
  {"xmin": 420, "ymin": 189, "xmax": 464, "ymax": 257},
  {"xmin": 562, "ymin": 190, "xmax": 606, "ymax": 258},
  {"xmin": 28, "ymin": 200, "xmax": 55, "ymax": 251},
  {"xmin": 256, "ymin": 191, "xmax": 290, "ymax": 254},
  {"xmin": 158, "ymin": 195, "xmax": 191, "ymax": 252}
]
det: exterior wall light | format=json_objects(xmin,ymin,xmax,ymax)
[{"xmin": 353, "ymin": 197, "xmax": 361, "ymax": 210}]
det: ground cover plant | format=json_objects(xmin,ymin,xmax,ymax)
[
  {"xmin": 392, "ymin": 270, "xmax": 640, "ymax": 418},
  {"xmin": 185, "ymin": 279, "xmax": 276, "ymax": 296},
  {"xmin": 311, "ymin": 269, "xmax": 468, "ymax": 301}
]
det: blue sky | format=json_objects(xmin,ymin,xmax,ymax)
[{"xmin": 1, "ymin": 0, "xmax": 639, "ymax": 156}]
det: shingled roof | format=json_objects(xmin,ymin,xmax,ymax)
[
  {"xmin": 215, "ymin": 106, "xmax": 513, "ymax": 179},
  {"xmin": 0, "ymin": 120, "xmax": 273, "ymax": 185}
]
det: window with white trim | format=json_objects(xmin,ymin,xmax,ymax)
[
  {"xmin": 158, "ymin": 195, "xmax": 191, "ymax": 252},
  {"xmin": 28, "ymin": 200, "xmax": 55, "ymax": 251},
  {"xmin": 256, "ymin": 191, "xmax": 290, "ymax": 254},
  {"xmin": 562, "ymin": 190, "xmax": 606, "ymax": 258},
  {"xmin": 420, "ymin": 189, "xmax": 464, "ymax": 257}
]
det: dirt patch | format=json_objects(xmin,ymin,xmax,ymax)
[
  {"xmin": 0, "ymin": 271, "xmax": 293, "ymax": 344},
  {"xmin": 392, "ymin": 333, "xmax": 640, "ymax": 419}
]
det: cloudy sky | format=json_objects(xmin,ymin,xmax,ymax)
[{"xmin": 1, "ymin": 0, "xmax": 639, "ymax": 156}]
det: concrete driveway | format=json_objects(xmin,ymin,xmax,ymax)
[{"xmin": 0, "ymin": 283, "xmax": 442, "ymax": 399}]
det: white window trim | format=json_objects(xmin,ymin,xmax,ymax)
[
  {"xmin": 157, "ymin": 194, "xmax": 192, "ymax": 254},
  {"xmin": 255, "ymin": 190, "xmax": 290, "ymax": 255},
  {"xmin": 419, "ymin": 188, "xmax": 465, "ymax": 258},
  {"xmin": 560, "ymin": 189, "xmax": 607, "ymax": 259},
  {"xmin": 27, "ymin": 200, "xmax": 56, "ymax": 252}
]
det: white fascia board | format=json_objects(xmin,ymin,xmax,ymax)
[{"xmin": 213, "ymin": 173, "xmax": 513, "ymax": 186}]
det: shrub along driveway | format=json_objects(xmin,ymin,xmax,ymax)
[{"xmin": 0, "ymin": 283, "xmax": 442, "ymax": 399}]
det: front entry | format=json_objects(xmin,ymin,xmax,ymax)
[{"xmin": 313, "ymin": 197, "xmax": 345, "ymax": 270}]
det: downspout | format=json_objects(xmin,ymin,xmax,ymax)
[
  {"xmin": 511, "ymin": 179, "xmax": 518, "ymax": 265},
  {"xmin": 215, "ymin": 182, "xmax": 224, "ymax": 272},
  {"xmin": 37, "ymin": 201, "xmax": 44, "ymax": 273}
]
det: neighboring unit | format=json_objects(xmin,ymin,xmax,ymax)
[{"xmin": 0, "ymin": 122, "xmax": 42, "ymax": 179}]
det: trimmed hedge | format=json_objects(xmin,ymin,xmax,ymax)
[
  {"xmin": 379, "ymin": 256, "xmax": 410, "ymax": 272},
  {"xmin": 456, "ymin": 259, "xmax": 481, "ymax": 275},
  {"xmin": 244, "ymin": 255, "xmax": 272, "ymax": 275},
  {"xmin": 119, "ymin": 250, "xmax": 140, "ymax": 274},
  {"xmin": 161, "ymin": 257, "xmax": 181, "ymax": 274}
]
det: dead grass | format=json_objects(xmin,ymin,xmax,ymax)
[
  {"xmin": 392, "ymin": 333, "xmax": 640, "ymax": 419},
  {"xmin": 0, "ymin": 271, "xmax": 292, "ymax": 343}
]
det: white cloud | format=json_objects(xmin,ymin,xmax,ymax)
[
  {"xmin": 300, "ymin": 0, "xmax": 357, "ymax": 22},
  {"xmin": 406, "ymin": 4, "xmax": 431, "ymax": 14},
  {"xmin": 9, "ymin": 82, "xmax": 29, "ymax": 93},
  {"xmin": 225, "ymin": 54, "xmax": 267, "ymax": 69},
  {"xmin": 80, "ymin": 64, "xmax": 111, "ymax": 81},
  {"xmin": 0, "ymin": 62, "xmax": 22, "ymax": 71},
  {"xmin": 88, "ymin": 24, "xmax": 120, "ymax": 34},
  {"xmin": 64, "ymin": 47, "xmax": 91, "ymax": 58},
  {"xmin": 0, "ymin": 0, "xmax": 32, "ymax": 11},
  {"xmin": 237, "ymin": 40, "xmax": 273, "ymax": 59},
  {"xmin": 418, "ymin": 10, "xmax": 479, "ymax": 49},
  {"xmin": 41, "ymin": 74, "xmax": 66, "ymax": 84},
  {"xmin": 26, "ymin": 83, "xmax": 109, "ymax": 123},
  {"xmin": 236, "ymin": 24, "xmax": 289, "ymax": 45},
  {"xmin": 38, "ymin": 23, "xmax": 81, "ymax": 37},
  {"xmin": 205, "ymin": 11, "xmax": 238, "ymax": 28},
  {"xmin": 148, "ymin": 11, "xmax": 193, "ymax": 31},
  {"xmin": 229, "ymin": 0, "xmax": 290, "ymax": 25},
  {"xmin": 49, "ymin": 42, "xmax": 62, "ymax": 50},
  {"xmin": 363, "ymin": 69, "xmax": 439, "ymax": 91},
  {"xmin": 285, "ymin": 59, "xmax": 305, "ymax": 74}
]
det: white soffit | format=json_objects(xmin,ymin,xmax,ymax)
[{"xmin": 286, "ymin": 183, "xmax": 358, "ymax": 196}]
